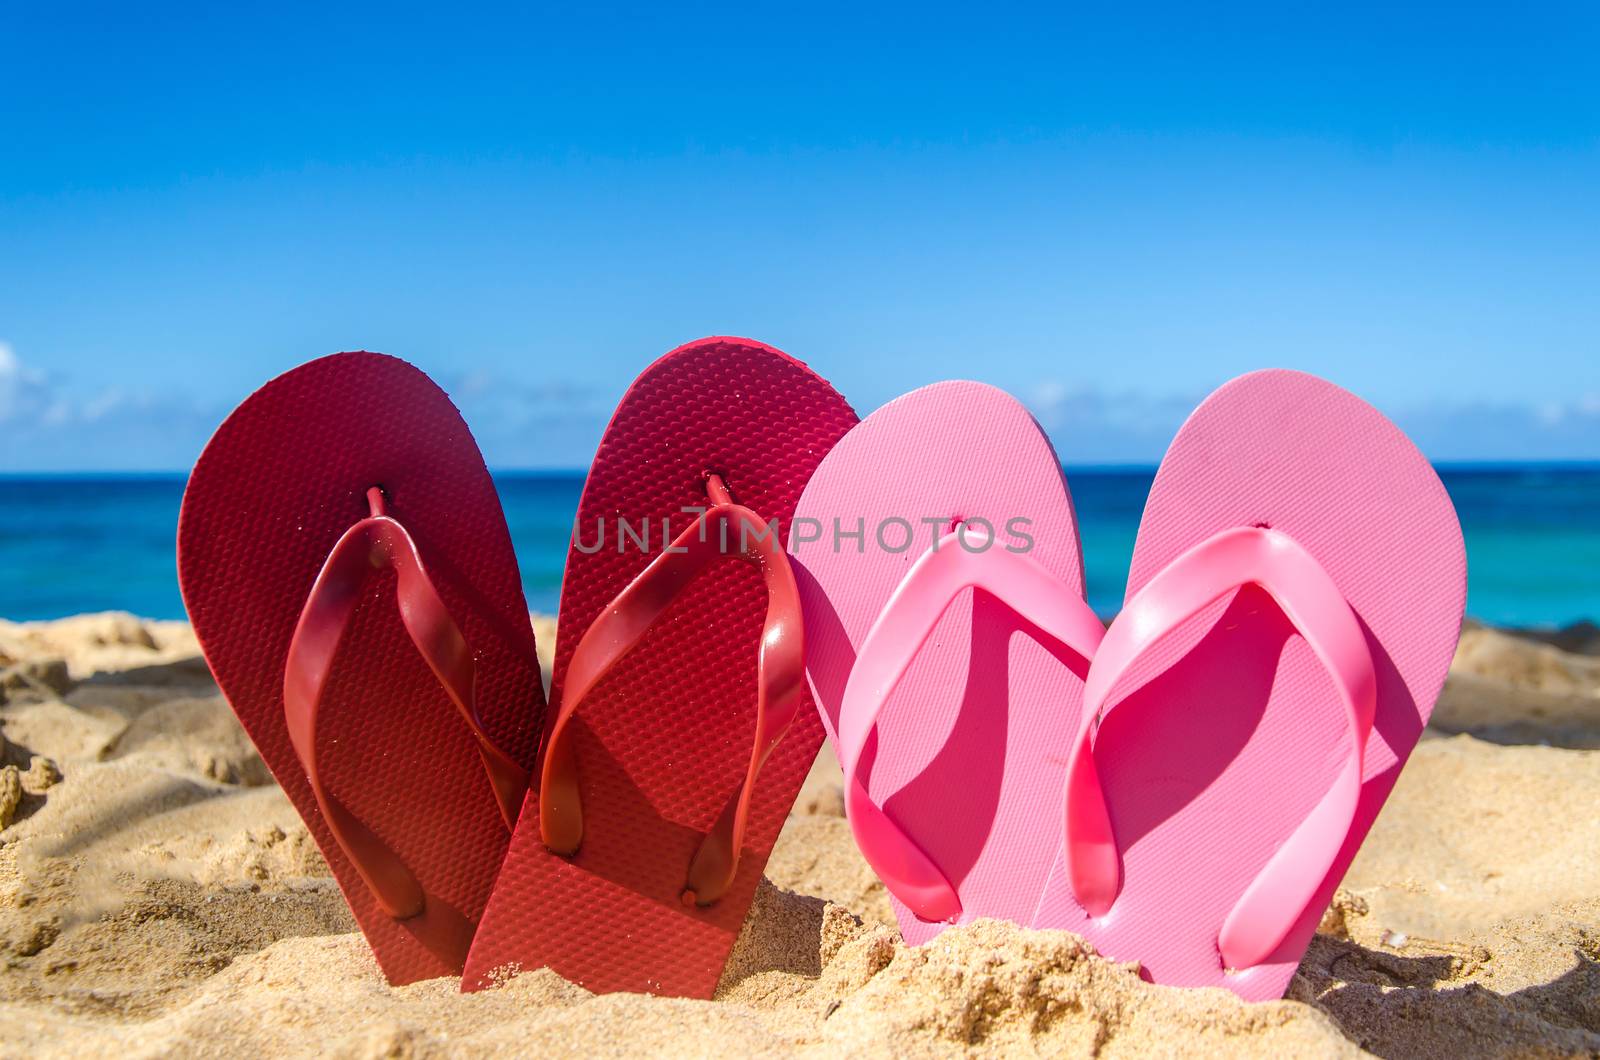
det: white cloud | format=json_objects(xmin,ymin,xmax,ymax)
[
  {"xmin": 0, "ymin": 341, "xmax": 45, "ymax": 423},
  {"xmin": 39, "ymin": 399, "xmax": 72, "ymax": 427},
  {"xmin": 1022, "ymin": 376, "xmax": 1600, "ymax": 464},
  {"xmin": 0, "ymin": 343, "xmax": 222, "ymax": 471},
  {"xmin": 1397, "ymin": 395, "xmax": 1600, "ymax": 462},
  {"xmin": 0, "ymin": 346, "xmax": 614, "ymax": 471},
  {"xmin": 1022, "ymin": 380, "xmax": 1202, "ymax": 463},
  {"xmin": 0, "ymin": 342, "xmax": 13, "ymax": 423},
  {"xmin": 80, "ymin": 387, "xmax": 127, "ymax": 423},
  {"xmin": 439, "ymin": 369, "xmax": 613, "ymax": 468},
  {"xmin": 4, "ymin": 343, "xmax": 1597, "ymax": 471}
]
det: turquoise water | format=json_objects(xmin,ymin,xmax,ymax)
[{"xmin": 1, "ymin": 468, "xmax": 1596, "ymax": 627}]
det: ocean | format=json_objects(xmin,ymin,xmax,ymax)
[{"xmin": 1, "ymin": 468, "xmax": 1596, "ymax": 628}]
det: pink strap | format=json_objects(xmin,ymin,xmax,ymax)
[
  {"xmin": 838, "ymin": 526, "xmax": 1104, "ymax": 923},
  {"xmin": 283, "ymin": 487, "xmax": 530, "ymax": 920},
  {"xmin": 538, "ymin": 475, "xmax": 804, "ymax": 906},
  {"xmin": 1062, "ymin": 526, "xmax": 1376, "ymax": 970}
]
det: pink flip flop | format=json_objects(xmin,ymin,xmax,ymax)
[
  {"xmin": 1031, "ymin": 369, "xmax": 1466, "ymax": 1000},
  {"xmin": 790, "ymin": 381, "xmax": 1102, "ymax": 945}
]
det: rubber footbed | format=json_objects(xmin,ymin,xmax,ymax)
[
  {"xmin": 178, "ymin": 352, "xmax": 545, "ymax": 985},
  {"xmin": 1032, "ymin": 369, "xmax": 1465, "ymax": 1001},
  {"xmin": 463, "ymin": 337, "xmax": 858, "ymax": 998},
  {"xmin": 791, "ymin": 382, "xmax": 1091, "ymax": 945}
]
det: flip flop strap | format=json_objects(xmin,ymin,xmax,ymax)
[
  {"xmin": 1062, "ymin": 525, "xmax": 1376, "ymax": 971},
  {"xmin": 283, "ymin": 487, "xmax": 530, "ymax": 920},
  {"xmin": 538, "ymin": 478, "xmax": 804, "ymax": 906},
  {"xmin": 838, "ymin": 527, "xmax": 1104, "ymax": 923}
]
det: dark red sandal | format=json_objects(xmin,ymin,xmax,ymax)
[
  {"xmin": 179, "ymin": 352, "xmax": 545, "ymax": 984},
  {"xmin": 463, "ymin": 337, "xmax": 856, "ymax": 998}
]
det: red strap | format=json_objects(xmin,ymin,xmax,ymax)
[
  {"xmin": 283, "ymin": 487, "xmax": 530, "ymax": 920},
  {"xmin": 539, "ymin": 474, "xmax": 804, "ymax": 906}
]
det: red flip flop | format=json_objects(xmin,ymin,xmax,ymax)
[
  {"xmin": 463, "ymin": 337, "xmax": 857, "ymax": 998},
  {"xmin": 178, "ymin": 352, "xmax": 546, "ymax": 985}
]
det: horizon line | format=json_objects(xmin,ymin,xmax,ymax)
[{"xmin": 4, "ymin": 459, "xmax": 1600, "ymax": 480}]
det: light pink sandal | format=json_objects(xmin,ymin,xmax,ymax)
[
  {"xmin": 1032, "ymin": 369, "xmax": 1466, "ymax": 1000},
  {"xmin": 790, "ymin": 381, "xmax": 1101, "ymax": 944}
]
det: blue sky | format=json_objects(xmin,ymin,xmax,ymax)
[{"xmin": 2, "ymin": 3, "xmax": 1597, "ymax": 470}]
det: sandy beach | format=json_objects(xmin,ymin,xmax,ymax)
[{"xmin": 1, "ymin": 613, "xmax": 1597, "ymax": 1058}]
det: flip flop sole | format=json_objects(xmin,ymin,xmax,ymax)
[
  {"xmin": 791, "ymin": 381, "xmax": 1091, "ymax": 945},
  {"xmin": 463, "ymin": 337, "xmax": 857, "ymax": 998},
  {"xmin": 178, "ymin": 351, "xmax": 545, "ymax": 984},
  {"xmin": 1033, "ymin": 369, "xmax": 1465, "ymax": 1000}
]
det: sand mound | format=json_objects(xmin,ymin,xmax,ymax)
[
  {"xmin": 1432, "ymin": 625, "xmax": 1600, "ymax": 749},
  {"xmin": 3, "ymin": 612, "xmax": 1598, "ymax": 1056}
]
